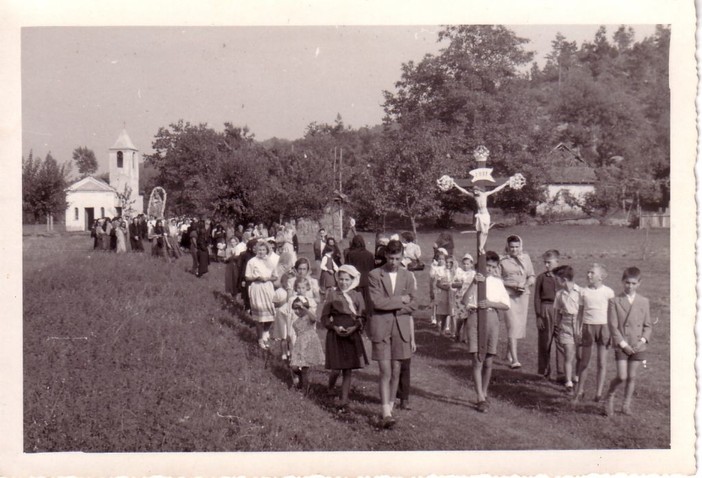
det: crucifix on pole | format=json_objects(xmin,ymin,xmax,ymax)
[{"xmin": 437, "ymin": 146, "xmax": 525, "ymax": 360}]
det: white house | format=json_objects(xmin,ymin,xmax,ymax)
[
  {"xmin": 536, "ymin": 144, "xmax": 596, "ymax": 214},
  {"xmin": 64, "ymin": 129, "xmax": 144, "ymax": 231}
]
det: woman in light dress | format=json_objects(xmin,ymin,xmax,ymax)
[{"xmin": 245, "ymin": 240, "xmax": 279, "ymax": 349}]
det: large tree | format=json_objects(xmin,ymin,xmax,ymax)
[
  {"xmin": 72, "ymin": 146, "xmax": 98, "ymax": 177},
  {"xmin": 382, "ymin": 25, "xmax": 549, "ymax": 220},
  {"xmin": 22, "ymin": 152, "xmax": 71, "ymax": 223}
]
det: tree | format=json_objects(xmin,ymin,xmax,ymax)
[
  {"xmin": 115, "ymin": 184, "xmax": 138, "ymax": 218},
  {"xmin": 72, "ymin": 146, "xmax": 98, "ymax": 177},
  {"xmin": 369, "ymin": 129, "xmax": 452, "ymax": 236},
  {"xmin": 382, "ymin": 25, "xmax": 548, "ymax": 219},
  {"xmin": 22, "ymin": 152, "xmax": 71, "ymax": 223}
]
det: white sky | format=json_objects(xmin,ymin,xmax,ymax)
[{"xmin": 22, "ymin": 25, "xmax": 658, "ymax": 173}]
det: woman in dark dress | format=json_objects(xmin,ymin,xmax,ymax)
[{"xmin": 196, "ymin": 222, "xmax": 210, "ymax": 277}]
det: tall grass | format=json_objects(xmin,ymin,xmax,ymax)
[{"xmin": 23, "ymin": 225, "xmax": 670, "ymax": 451}]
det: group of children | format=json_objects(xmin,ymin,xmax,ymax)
[
  {"xmin": 235, "ymin": 230, "xmax": 654, "ymax": 421},
  {"xmin": 531, "ymin": 250, "xmax": 653, "ymax": 416}
]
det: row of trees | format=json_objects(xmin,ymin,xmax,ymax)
[
  {"xmin": 23, "ymin": 25, "xmax": 669, "ymax": 231},
  {"xmin": 144, "ymin": 25, "xmax": 669, "ymax": 232}
]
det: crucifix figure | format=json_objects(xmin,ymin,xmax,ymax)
[
  {"xmin": 437, "ymin": 145, "xmax": 525, "ymax": 255},
  {"xmin": 437, "ymin": 146, "xmax": 525, "ymax": 361}
]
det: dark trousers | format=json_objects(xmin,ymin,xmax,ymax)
[
  {"xmin": 538, "ymin": 303, "xmax": 565, "ymax": 377},
  {"xmin": 396, "ymin": 358, "xmax": 411, "ymax": 401},
  {"xmin": 197, "ymin": 249, "xmax": 209, "ymax": 276}
]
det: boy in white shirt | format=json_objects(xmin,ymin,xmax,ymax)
[
  {"xmin": 462, "ymin": 251, "xmax": 511, "ymax": 413},
  {"xmin": 573, "ymin": 263, "xmax": 615, "ymax": 403}
]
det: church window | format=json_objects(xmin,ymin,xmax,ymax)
[
  {"xmin": 100, "ymin": 207, "xmax": 105, "ymax": 217},
  {"xmin": 117, "ymin": 151, "xmax": 123, "ymax": 168},
  {"xmin": 132, "ymin": 152, "xmax": 135, "ymax": 169},
  {"xmin": 74, "ymin": 208, "xmax": 79, "ymax": 220}
]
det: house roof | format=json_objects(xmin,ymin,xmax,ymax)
[
  {"xmin": 110, "ymin": 129, "xmax": 138, "ymax": 150},
  {"xmin": 66, "ymin": 176, "xmax": 116, "ymax": 193},
  {"xmin": 548, "ymin": 166, "xmax": 597, "ymax": 184}
]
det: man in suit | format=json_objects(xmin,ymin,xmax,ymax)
[{"xmin": 368, "ymin": 239, "xmax": 417, "ymax": 429}]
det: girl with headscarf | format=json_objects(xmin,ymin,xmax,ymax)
[
  {"xmin": 320, "ymin": 264, "xmax": 369, "ymax": 411},
  {"xmin": 499, "ymin": 234, "xmax": 536, "ymax": 369},
  {"xmin": 245, "ymin": 240, "xmax": 279, "ymax": 349}
]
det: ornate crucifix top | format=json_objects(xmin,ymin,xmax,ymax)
[{"xmin": 437, "ymin": 146, "xmax": 525, "ymax": 254}]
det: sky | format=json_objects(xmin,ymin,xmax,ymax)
[{"xmin": 22, "ymin": 25, "xmax": 658, "ymax": 174}]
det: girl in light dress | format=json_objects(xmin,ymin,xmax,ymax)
[
  {"xmin": 244, "ymin": 241, "xmax": 278, "ymax": 349},
  {"xmin": 429, "ymin": 248, "xmax": 461, "ymax": 334},
  {"xmin": 288, "ymin": 279, "xmax": 325, "ymax": 394}
]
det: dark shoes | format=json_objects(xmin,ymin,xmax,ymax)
[
  {"xmin": 397, "ymin": 400, "xmax": 412, "ymax": 411},
  {"xmin": 476, "ymin": 400, "xmax": 489, "ymax": 413},
  {"xmin": 381, "ymin": 416, "xmax": 396, "ymax": 429}
]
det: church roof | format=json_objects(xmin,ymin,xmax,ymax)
[
  {"xmin": 110, "ymin": 129, "xmax": 138, "ymax": 150},
  {"xmin": 66, "ymin": 176, "xmax": 116, "ymax": 193}
]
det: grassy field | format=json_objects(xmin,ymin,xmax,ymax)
[{"xmin": 23, "ymin": 225, "xmax": 670, "ymax": 451}]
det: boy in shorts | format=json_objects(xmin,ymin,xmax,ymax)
[
  {"xmin": 604, "ymin": 267, "xmax": 653, "ymax": 416},
  {"xmin": 368, "ymin": 239, "xmax": 417, "ymax": 428},
  {"xmin": 572, "ymin": 263, "xmax": 615, "ymax": 403},
  {"xmin": 552, "ymin": 265, "xmax": 582, "ymax": 393},
  {"xmin": 462, "ymin": 250, "xmax": 511, "ymax": 412}
]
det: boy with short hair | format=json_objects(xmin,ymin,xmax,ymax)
[
  {"xmin": 462, "ymin": 251, "xmax": 511, "ymax": 413},
  {"xmin": 368, "ymin": 239, "xmax": 417, "ymax": 428},
  {"xmin": 604, "ymin": 267, "xmax": 653, "ymax": 416},
  {"xmin": 534, "ymin": 250, "xmax": 564, "ymax": 380},
  {"xmin": 552, "ymin": 265, "xmax": 582, "ymax": 392},
  {"xmin": 572, "ymin": 263, "xmax": 615, "ymax": 403}
]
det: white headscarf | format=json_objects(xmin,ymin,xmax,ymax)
[{"xmin": 336, "ymin": 264, "xmax": 361, "ymax": 315}]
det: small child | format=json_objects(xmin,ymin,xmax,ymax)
[
  {"xmin": 603, "ymin": 267, "xmax": 653, "ymax": 416},
  {"xmin": 289, "ymin": 295, "xmax": 324, "ymax": 395},
  {"xmin": 320, "ymin": 265, "xmax": 369, "ymax": 412},
  {"xmin": 430, "ymin": 248, "xmax": 455, "ymax": 333},
  {"xmin": 552, "ymin": 265, "xmax": 582, "ymax": 393},
  {"xmin": 454, "ymin": 253, "xmax": 476, "ymax": 342},
  {"xmin": 572, "ymin": 263, "xmax": 615, "ymax": 403},
  {"xmin": 533, "ymin": 250, "xmax": 564, "ymax": 380},
  {"xmin": 462, "ymin": 250, "xmax": 511, "ymax": 412}
]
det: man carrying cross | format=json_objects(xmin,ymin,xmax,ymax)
[{"xmin": 462, "ymin": 250, "xmax": 511, "ymax": 412}]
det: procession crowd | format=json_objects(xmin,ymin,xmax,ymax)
[{"xmin": 88, "ymin": 219, "xmax": 653, "ymax": 427}]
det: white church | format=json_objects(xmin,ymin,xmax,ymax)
[{"xmin": 64, "ymin": 129, "xmax": 145, "ymax": 231}]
